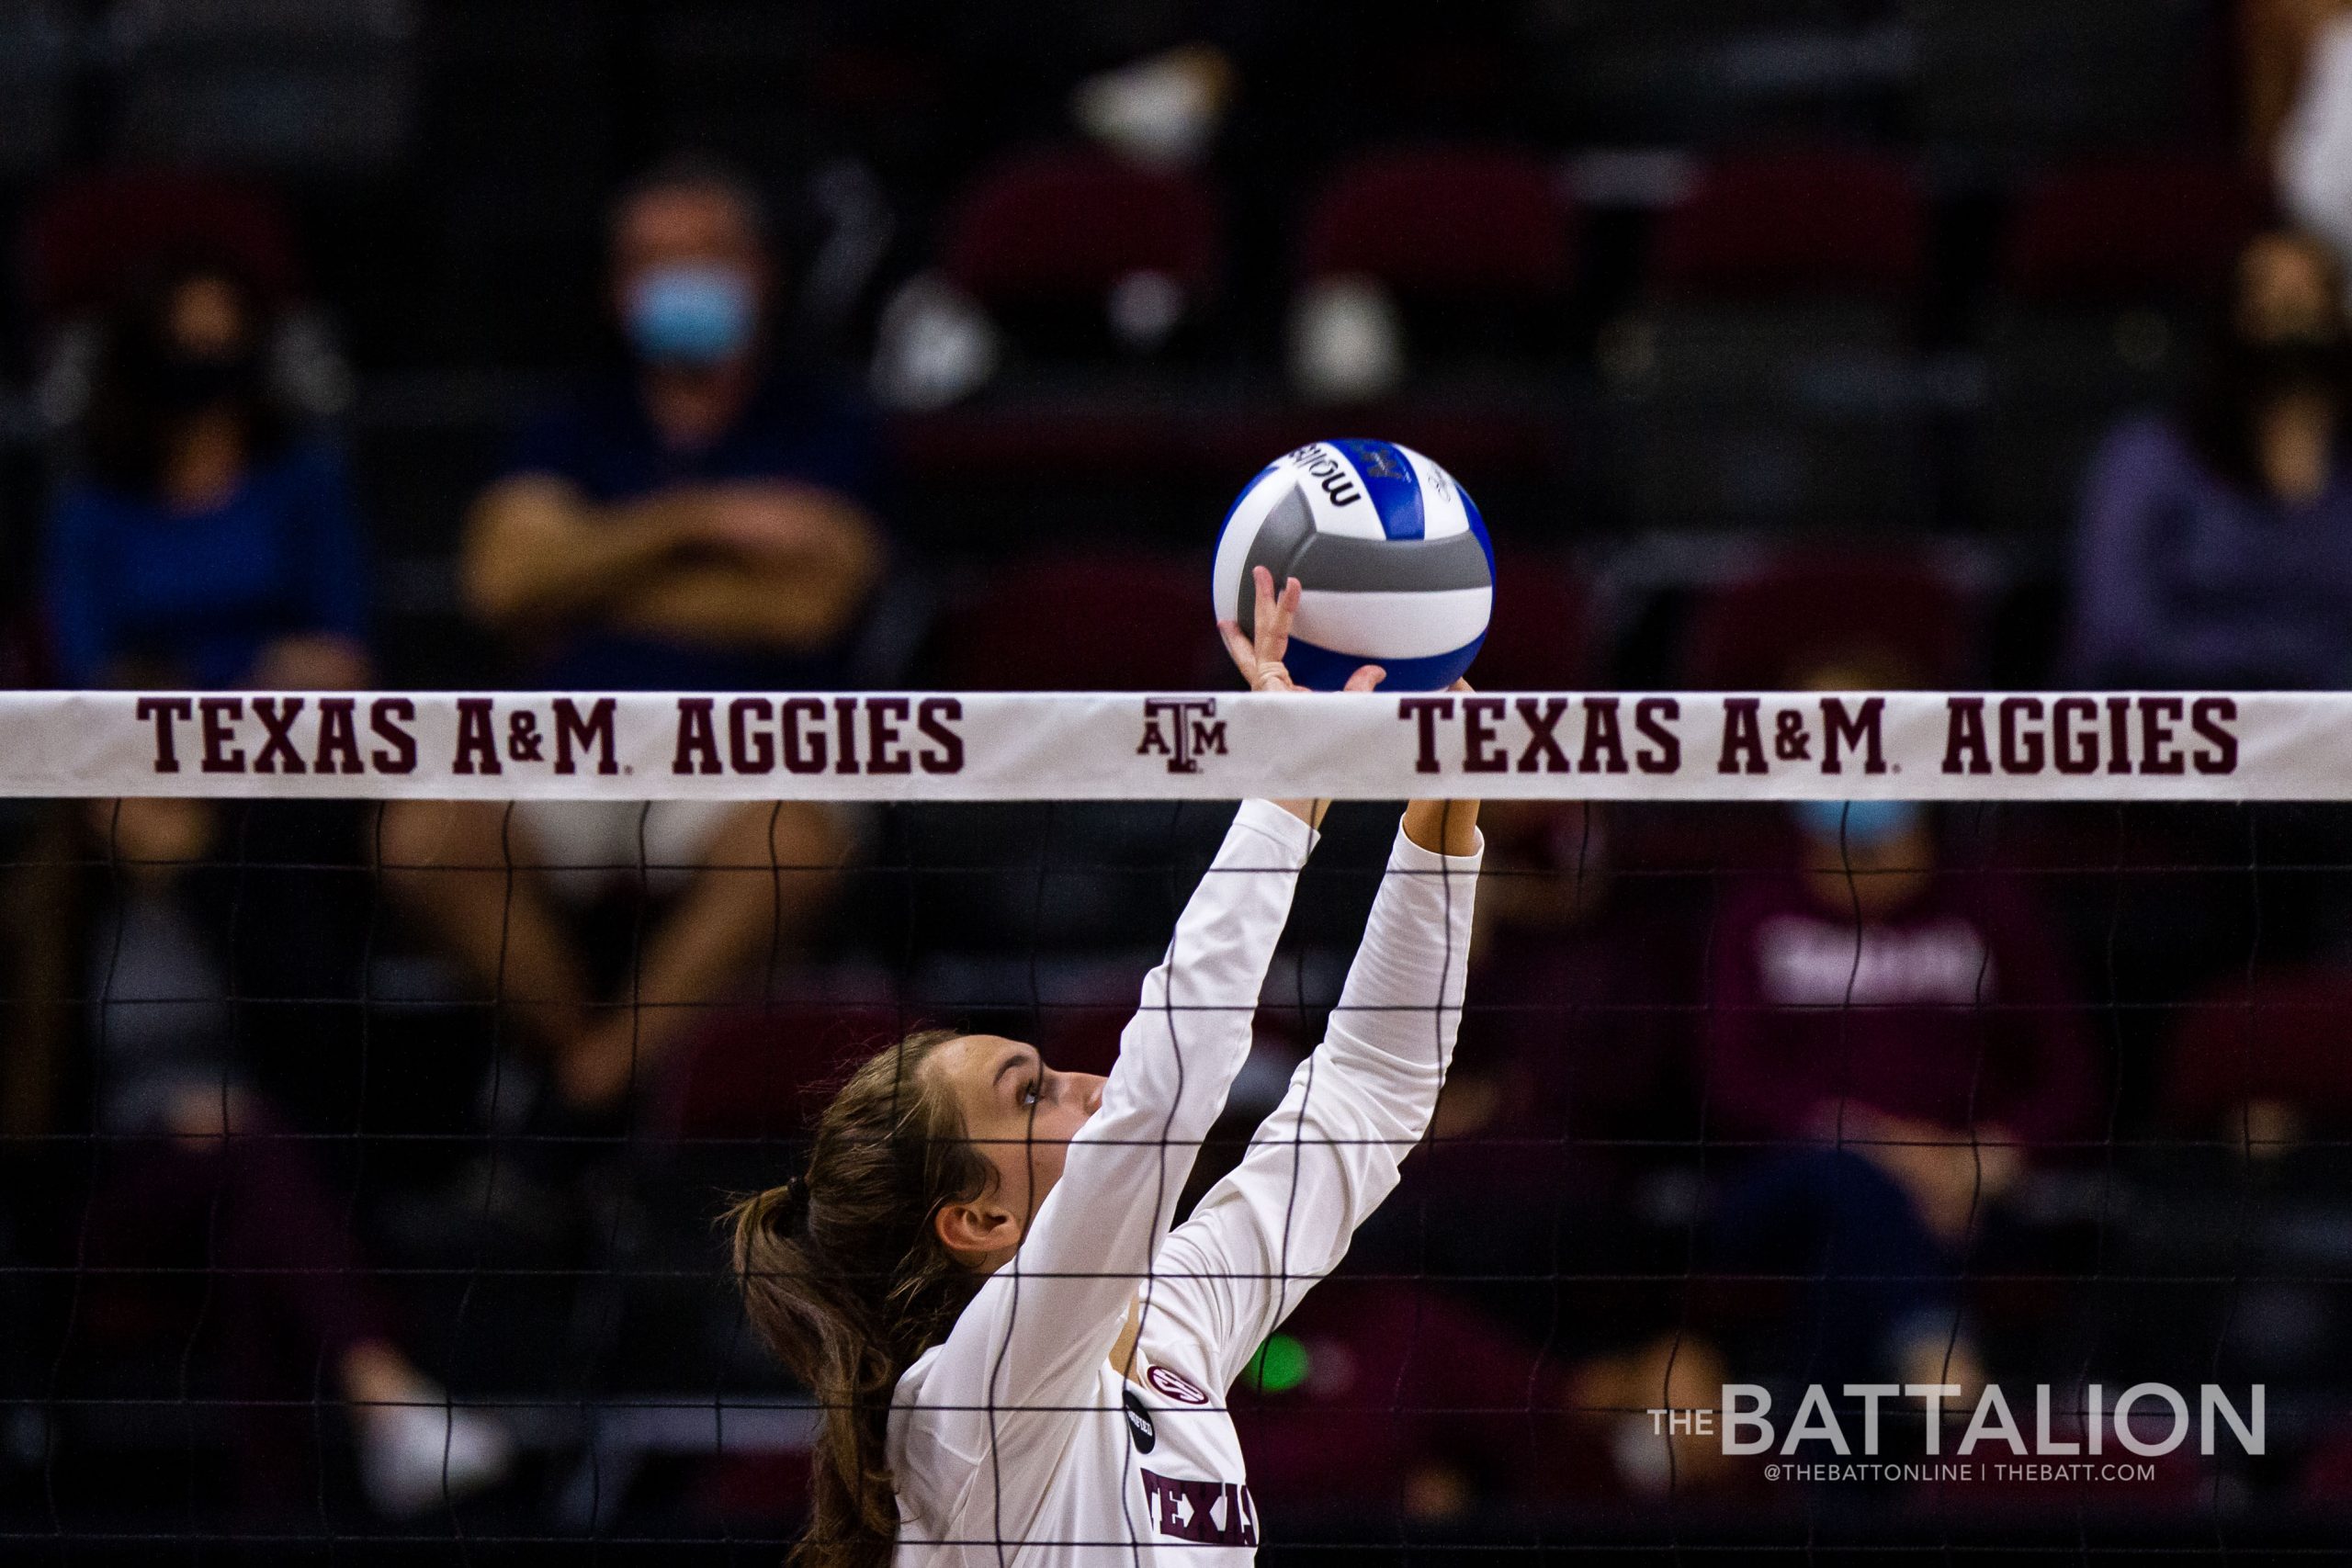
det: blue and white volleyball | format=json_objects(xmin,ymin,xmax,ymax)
[{"xmin": 1212, "ymin": 439, "xmax": 1494, "ymax": 691}]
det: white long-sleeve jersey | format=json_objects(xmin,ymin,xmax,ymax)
[{"xmin": 887, "ymin": 799, "xmax": 1483, "ymax": 1566}]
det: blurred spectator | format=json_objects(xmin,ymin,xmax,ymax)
[
  {"xmin": 2067, "ymin": 230, "xmax": 2352, "ymax": 689},
  {"xmin": 382, "ymin": 156, "xmax": 887, "ymax": 1112},
  {"xmin": 2260, "ymin": 0, "xmax": 2352, "ymax": 275},
  {"xmin": 1702, "ymin": 694, "xmax": 2098, "ymax": 1394},
  {"xmin": 43, "ymin": 261, "xmax": 371, "ymax": 691},
  {"xmin": 37, "ymin": 253, "xmax": 381, "ymax": 1102},
  {"xmin": 2247, "ymin": 0, "xmax": 2345, "ymax": 169},
  {"xmin": 63, "ymin": 796, "xmax": 509, "ymax": 1517}
]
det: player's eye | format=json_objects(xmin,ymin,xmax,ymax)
[{"xmin": 1020, "ymin": 1078, "xmax": 1043, "ymax": 1108}]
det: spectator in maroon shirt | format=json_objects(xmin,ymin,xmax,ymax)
[{"xmin": 1703, "ymin": 792, "xmax": 2098, "ymax": 1393}]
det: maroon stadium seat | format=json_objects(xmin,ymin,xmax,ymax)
[
  {"xmin": 1299, "ymin": 143, "xmax": 1577, "ymax": 301},
  {"xmin": 657, "ymin": 989, "xmax": 910, "ymax": 1142},
  {"xmin": 2002, "ymin": 154, "xmax": 2265, "ymax": 304},
  {"xmin": 900, "ymin": 149, "xmax": 1230, "ymax": 525},
  {"xmin": 1971, "ymin": 155, "xmax": 2267, "ymax": 536},
  {"xmin": 1651, "ymin": 147, "xmax": 1925, "ymax": 299},
  {"xmin": 1468, "ymin": 557, "xmax": 1589, "ymax": 691},
  {"xmin": 933, "ymin": 553, "xmax": 1227, "ymax": 693},
  {"xmin": 2164, "ymin": 966, "xmax": 2352, "ymax": 1133},
  {"xmin": 23, "ymin": 169, "xmax": 302, "ymax": 323},
  {"xmin": 1608, "ymin": 149, "xmax": 1932, "ymax": 533},
  {"xmin": 1284, "ymin": 146, "xmax": 1578, "ymax": 520},
  {"xmin": 940, "ymin": 144, "xmax": 1222, "ymax": 309}
]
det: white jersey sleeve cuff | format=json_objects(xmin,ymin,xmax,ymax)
[
  {"xmin": 1231, "ymin": 797, "xmax": 1320, "ymax": 863},
  {"xmin": 1388, "ymin": 821, "xmax": 1485, "ymax": 874}
]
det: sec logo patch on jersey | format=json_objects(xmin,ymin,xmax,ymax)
[{"xmin": 1146, "ymin": 1364, "xmax": 1210, "ymax": 1404}]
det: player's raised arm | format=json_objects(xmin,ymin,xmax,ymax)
[
  {"xmin": 1155, "ymin": 721, "xmax": 1483, "ymax": 1393},
  {"xmin": 901, "ymin": 570, "xmax": 1389, "ymax": 1436},
  {"xmin": 906, "ymin": 798, "xmax": 1309, "ymax": 1434}
]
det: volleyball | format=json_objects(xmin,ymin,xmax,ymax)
[{"xmin": 1212, "ymin": 438, "xmax": 1495, "ymax": 691}]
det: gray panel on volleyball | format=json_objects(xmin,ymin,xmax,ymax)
[{"xmin": 1236, "ymin": 483, "xmax": 1493, "ymax": 640}]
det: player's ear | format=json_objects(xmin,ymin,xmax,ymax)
[{"xmin": 933, "ymin": 1196, "xmax": 1021, "ymax": 1262}]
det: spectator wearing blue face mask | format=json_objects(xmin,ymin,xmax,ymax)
[
  {"xmin": 1702, "ymin": 779, "xmax": 2098, "ymax": 1400},
  {"xmin": 381, "ymin": 156, "xmax": 888, "ymax": 1114}
]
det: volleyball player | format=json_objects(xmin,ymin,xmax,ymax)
[{"xmin": 730, "ymin": 565, "xmax": 1483, "ymax": 1565}]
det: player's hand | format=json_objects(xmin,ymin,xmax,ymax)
[
  {"xmin": 1218, "ymin": 564, "xmax": 1384, "ymax": 693},
  {"xmin": 1218, "ymin": 566, "xmax": 1376, "ymax": 829}
]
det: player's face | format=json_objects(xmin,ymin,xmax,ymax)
[{"xmin": 930, "ymin": 1033, "xmax": 1107, "ymax": 1234}]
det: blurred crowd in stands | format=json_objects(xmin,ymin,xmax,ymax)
[{"xmin": 7, "ymin": 0, "xmax": 2352, "ymax": 1551}]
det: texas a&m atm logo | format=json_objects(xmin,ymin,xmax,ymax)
[{"xmin": 1137, "ymin": 698, "xmax": 1228, "ymax": 775}]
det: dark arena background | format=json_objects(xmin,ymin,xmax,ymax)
[{"xmin": 7, "ymin": 2, "xmax": 2352, "ymax": 1564}]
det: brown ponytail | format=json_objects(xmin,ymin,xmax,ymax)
[{"xmin": 727, "ymin": 1029, "xmax": 992, "ymax": 1568}]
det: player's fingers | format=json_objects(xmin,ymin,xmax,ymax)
[
  {"xmin": 1250, "ymin": 566, "xmax": 1280, "ymax": 649},
  {"xmin": 1266, "ymin": 575, "xmax": 1305, "ymax": 654},
  {"xmin": 1343, "ymin": 665, "xmax": 1386, "ymax": 693},
  {"xmin": 1252, "ymin": 566, "xmax": 1290, "ymax": 660},
  {"xmin": 1216, "ymin": 619, "xmax": 1255, "ymax": 675}
]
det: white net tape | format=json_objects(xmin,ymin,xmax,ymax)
[{"xmin": 0, "ymin": 687, "xmax": 2325, "ymax": 800}]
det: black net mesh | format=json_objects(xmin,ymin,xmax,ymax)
[{"xmin": 3, "ymin": 790, "xmax": 2346, "ymax": 1562}]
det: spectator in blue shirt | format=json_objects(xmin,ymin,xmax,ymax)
[
  {"xmin": 37, "ymin": 265, "xmax": 507, "ymax": 1513},
  {"xmin": 2069, "ymin": 229, "xmax": 2352, "ymax": 689},
  {"xmin": 382, "ymin": 158, "xmax": 886, "ymax": 1112},
  {"xmin": 45, "ymin": 263, "xmax": 371, "ymax": 690}
]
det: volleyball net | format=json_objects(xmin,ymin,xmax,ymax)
[
  {"xmin": 2, "ymin": 687, "xmax": 2309, "ymax": 801},
  {"xmin": 6, "ymin": 686, "xmax": 2352, "ymax": 1561}
]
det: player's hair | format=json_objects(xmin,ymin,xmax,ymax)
[{"xmin": 728, "ymin": 1029, "xmax": 990, "ymax": 1568}]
